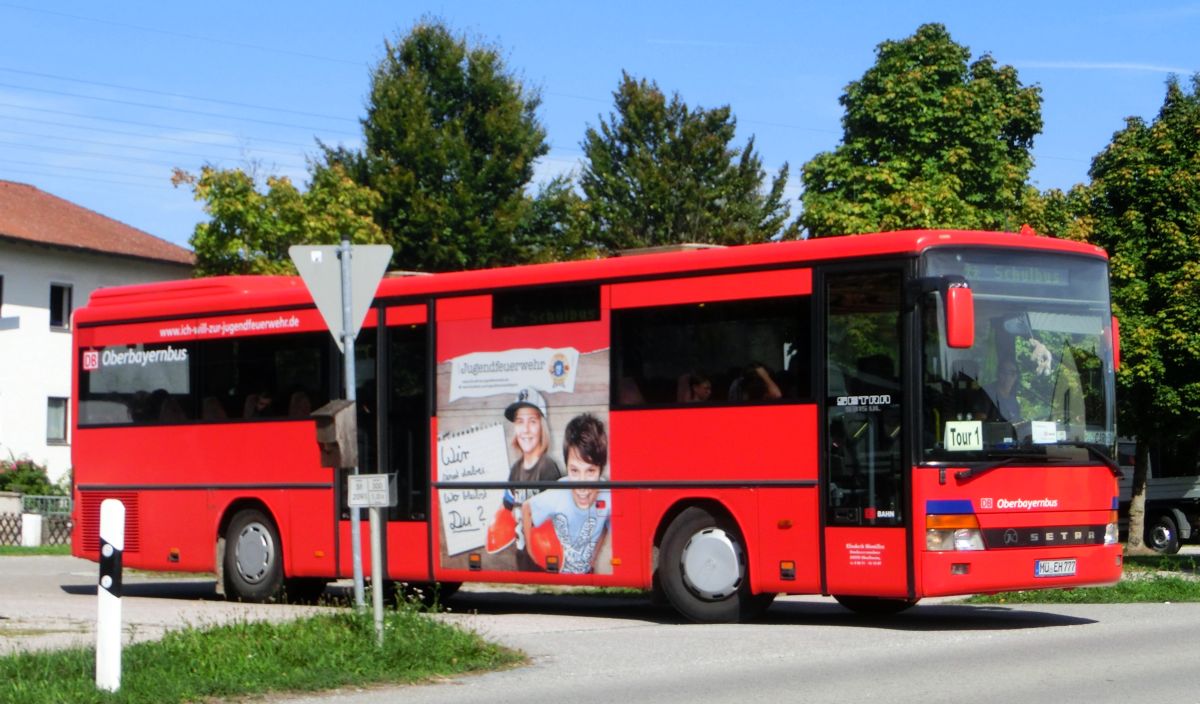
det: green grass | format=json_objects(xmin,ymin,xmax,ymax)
[
  {"xmin": 967, "ymin": 553, "xmax": 1200, "ymax": 604},
  {"xmin": 0, "ymin": 545, "xmax": 71, "ymax": 556},
  {"xmin": 0, "ymin": 605, "xmax": 524, "ymax": 704}
]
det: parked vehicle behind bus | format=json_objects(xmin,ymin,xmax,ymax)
[{"xmin": 1118, "ymin": 431, "xmax": 1200, "ymax": 553}]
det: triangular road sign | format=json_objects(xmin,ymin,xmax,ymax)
[{"xmin": 289, "ymin": 244, "xmax": 393, "ymax": 352}]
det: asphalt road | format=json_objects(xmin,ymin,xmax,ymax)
[{"xmin": 5, "ymin": 556, "xmax": 1200, "ymax": 703}]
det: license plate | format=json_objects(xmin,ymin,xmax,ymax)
[{"xmin": 1035, "ymin": 559, "xmax": 1076, "ymax": 577}]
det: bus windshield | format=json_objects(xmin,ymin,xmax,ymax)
[{"xmin": 919, "ymin": 248, "xmax": 1116, "ymax": 464}]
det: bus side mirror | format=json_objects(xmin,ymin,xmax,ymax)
[
  {"xmin": 1111, "ymin": 315, "xmax": 1121, "ymax": 371},
  {"xmin": 312, "ymin": 400, "xmax": 358, "ymax": 469},
  {"xmin": 945, "ymin": 285, "xmax": 975, "ymax": 349}
]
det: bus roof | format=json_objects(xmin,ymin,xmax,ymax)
[{"xmin": 76, "ymin": 229, "xmax": 1108, "ymax": 325}]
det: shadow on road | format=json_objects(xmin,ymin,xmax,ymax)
[
  {"xmin": 62, "ymin": 580, "xmax": 220, "ymax": 600},
  {"xmin": 760, "ymin": 599, "xmax": 1095, "ymax": 630},
  {"xmin": 58, "ymin": 581, "xmax": 1095, "ymax": 631},
  {"xmin": 437, "ymin": 589, "xmax": 1096, "ymax": 631}
]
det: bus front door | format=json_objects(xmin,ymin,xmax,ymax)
[{"xmin": 822, "ymin": 270, "xmax": 910, "ymax": 598}]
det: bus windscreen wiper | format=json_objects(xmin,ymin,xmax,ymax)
[
  {"xmin": 1056, "ymin": 441, "xmax": 1124, "ymax": 478},
  {"xmin": 955, "ymin": 456, "xmax": 1020, "ymax": 482}
]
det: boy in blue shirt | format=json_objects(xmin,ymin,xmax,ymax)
[{"xmin": 523, "ymin": 413, "xmax": 611, "ymax": 574}]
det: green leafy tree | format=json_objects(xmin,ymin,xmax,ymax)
[
  {"xmin": 1018, "ymin": 185, "xmax": 1097, "ymax": 243},
  {"xmin": 800, "ymin": 23, "xmax": 1042, "ymax": 237},
  {"xmin": 175, "ymin": 164, "xmax": 384, "ymax": 276},
  {"xmin": 515, "ymin": 175, "xmax": 593, "ymax": 263},
  {"xmin": 578, "ymin": 72, "xmax": 795, "ymax": 253},
  {"xmin": 1085, "ymin": 75, "xmax": 1200, "ymax": 551},
  {"xmin": 324, "ymin": 20, "xmax": 550, "ymax": 271}
]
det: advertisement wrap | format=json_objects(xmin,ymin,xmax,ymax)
[{"xmin": 436, "ymin": 346, "xmax": 612, "ymax": 575}]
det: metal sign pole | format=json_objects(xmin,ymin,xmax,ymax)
[
  {"xmin": 369, "ymin": 505, "xmax": 385, "ymax": 646},
  {"xmin": 340, "ymin": 235, "xmax": 366, "ymax": 610},
  {"xmin": 290, "ymin": 239, "xmax": 390, "ymax": 615},
  {"xmin": 349, "ymin": 474, "xmax": 395, "ymax": 646}
]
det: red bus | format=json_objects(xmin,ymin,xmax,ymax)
[{"xmin": 71, "ymin": 230, "xmax": 1123, "ymax": 622}]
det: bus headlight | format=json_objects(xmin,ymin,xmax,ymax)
[{"xmin": 926, "ymin": 514, "xmax": 985, "ymax": 551}]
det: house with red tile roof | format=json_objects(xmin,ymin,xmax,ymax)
[{"xmin": 0, "ymin": 180, "xmax": 193, "ymax": 483}]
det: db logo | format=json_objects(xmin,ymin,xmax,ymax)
[
  {"xmin": 980, "ymin": 498, "xmax": 994, "ymax": 509},
  {"xmin": 83, "ymin": 350, "xmax": 100, "ymax": 371}
]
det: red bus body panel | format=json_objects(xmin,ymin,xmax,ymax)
[{"xmin": 914, "ymin": 465, "xmax": 1122, "ymax": 596}]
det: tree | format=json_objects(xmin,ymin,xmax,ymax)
[
  {"xmin": 175, "ymin": 164, "xmax": 384, "ymax": 276},
  {"xmin": 1085, "ymin": 75, "xmax": 1200, "ymax": 551},
  {"xmin": 578, "ymin": 72, "xmax": 795, "ymax": 253},
  {"xmin": 323, "ymin": 20, "xmax": 550, "ymax": 271},
  {"xmin": 800, "ymin": 23, "xmax": 1042, "ymax": 237}
]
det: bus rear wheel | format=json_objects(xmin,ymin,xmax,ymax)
[
  {"xmin": 659, "ymin": 507, "xmax": 769, "ymax": 623},
  {"xmin": 223, "ymin": 509, "xmax": 283, "ymax": 602}
]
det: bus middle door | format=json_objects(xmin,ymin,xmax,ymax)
[{"xmin": 338, "ymin": 307, "xmax": 432, "ymax": 583}]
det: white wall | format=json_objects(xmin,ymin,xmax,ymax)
[{"xmin": 0, "ymin": 241, "xmax": 190, "ymax": 484}]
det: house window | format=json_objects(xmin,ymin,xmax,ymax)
[
  {"xmin": 47, "ymin": 397, "xmax": 69, "ymax": 444},
  {"xmin": 50, "ymin": 283, "xmax": 73, "ymax": 330}
]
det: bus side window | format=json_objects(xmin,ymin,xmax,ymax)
[{"xmin": 612, "ymin": 295, "xmax": 811, "ymax": 407}]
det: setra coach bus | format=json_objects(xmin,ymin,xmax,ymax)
[{"xmin": 70, "ymin": 229, "xmax": 1124, "ymax": 622}]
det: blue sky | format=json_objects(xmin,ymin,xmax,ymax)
[{"xmin": 1, "ymin": 1, "xmax": 1196, "ymax": 249}]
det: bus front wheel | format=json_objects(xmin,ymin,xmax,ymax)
[
  {"xmin": 659, "ymin": 507, "xmax": 770, "ymax": 623},
  {"xmin": 223, "ymin": 509, "xmax": 283, "ymax": 602}
]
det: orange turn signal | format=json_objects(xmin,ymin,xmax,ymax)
[{"xmin": 926, "ymin": 514, "xmax": 980, "ymax": 530}]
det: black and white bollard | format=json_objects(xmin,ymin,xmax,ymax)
[{"xmin": 96, "ymin": 498, "xmax": 125, "ymax": 692}]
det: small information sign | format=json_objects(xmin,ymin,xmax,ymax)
[
  {"xmin": 944, "ymin": 420, "xmax": 984, "ymax": 452},
  {"xmin": 348, "ymin": 474, "xmax": 396, "ymax": 508}
]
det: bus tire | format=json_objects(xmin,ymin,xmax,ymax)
[
  {"xmin": 834, "ymin": 595, "xmax": 918, "ymax": 616},
  {"xmin": 1147, "ymin": 514, "xmax": 1181, "ymax": 554},
  {"xmin": 659, "ymin": 506, "xmax": 764, "ymax": 623},
  {"xmin": 223, "ymin": 508, "xmax": 283, "ymax": 602}
]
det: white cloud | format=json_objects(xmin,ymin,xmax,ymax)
[{"xmin": 1016, "ymin": 60, "xmax": 1194, "ymax": 75}]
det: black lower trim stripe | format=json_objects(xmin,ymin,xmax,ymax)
[
  {"xmin": 432, "ymin": 480, "xmax": 818, "ymax": 490},
  {"xmin": 78, "ymin": 483, "xmax": 333, "ymax": 492}
]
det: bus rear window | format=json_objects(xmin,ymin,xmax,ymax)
[
  {"xmin": 79, "ymin": 344, "xmax": 192, "ymax": 424},
  {"xmin": 78, "ymin": 331, "xmax": 331, "ymax": 426}
]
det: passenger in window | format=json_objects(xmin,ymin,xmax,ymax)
[
  {"xmin": 616, "ymin": 377, "xmax": 645, "ymax": 405},
  {"xmin": 677, "ymin": 373, "xmax": 712, "ymax": 402},
  {"xmin": 490, "ymin": 387, "xmax": 563, "ymax": 570},
  {"xmin": 522, "ymin": 413, "xmax": 611, "ymax": 574},
  {"xmin": 985, "ymin": 361, "xmax": 1022, "ymax": 422},
  {"xmin": 202, "ymin": 396, "xmax": 227, "ymax": 420},
  {"xmin": 288, "ymin": 389, "xmax": 312, "ymax": 417},
  {"xmin": 153, "ymin": 389, "xmax": 186, "ymax": 422},
  {"xmin": 730, "ymin": 363, "xmax": 783, "ymax": 402},
  {"xmin": 243, "ymin": 390, "xmax": 274, "ymax": 418}
]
